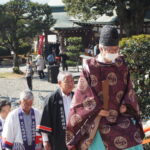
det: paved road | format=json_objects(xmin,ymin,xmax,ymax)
[{"xmin": 0, "ymin": 65, "xmax": 81, "ymax": 110}]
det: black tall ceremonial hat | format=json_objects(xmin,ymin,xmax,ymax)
[{"xmin": 99, "ymin": 25, "xmax": 119, "ymax": 46}]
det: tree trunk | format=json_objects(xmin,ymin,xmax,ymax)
[
  {"xmin": 13, "ymin": 53, "xmax": 19, "ymax": 69},
  {"xmin": 117, "ymin": 13, "xmax": 145, "ymax": 37},
  {"xmin": 116, "ymin": 0, "xmax": 146, "ymax": 37},
  {"xmin": 59, "ymin": 35, "xmax": 65, "ymax": 52}
]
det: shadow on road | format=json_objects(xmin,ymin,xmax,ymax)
[{"xmin": 32, "ymin": 89, "xmax": 53, "ymax": 93}]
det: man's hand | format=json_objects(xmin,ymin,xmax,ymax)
[
  {"xmin": 120, "ymin": 104, "xmax": 127, "ymax": 113},
  {"xmin": 68, "ymin": 145, "xmax": 76, "ymax": 150},
  {"xmin": 98, "ymin": 110, "xmax": 109, "ymax": 117},
  {"xmin": 43, "ymin": 141, "xmax": 52, "ymax": 150}
]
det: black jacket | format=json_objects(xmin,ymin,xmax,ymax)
[{"xmin": 38, "ymin": 88, "xmax": 74, "ymax": 150}]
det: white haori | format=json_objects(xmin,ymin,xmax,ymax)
[
  {"xmin": 0, "ymin": 117, "xmax": 5, "ymax": 136},
  {"xmin": 143, "ymin": 120, "xmax": 150, "ymax": 137},
  {"xmin": 2, "ymin": 107, "xmax": 42, "ymax": 150},
  {"xmin": 0, "ymin": 117, "xmax": 5, "ymax": 150}
]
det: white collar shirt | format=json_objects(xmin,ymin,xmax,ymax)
[
  {"xmin": 61, "ymin": 90, "xmax": 72, "ymax": 123},
  {"xmin": 0, "ymin": 116, "xmax": 5, "ymax": 128}
]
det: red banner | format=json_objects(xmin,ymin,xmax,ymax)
[{"xmin": 38, "ymin": 35, "xmax": 45, "ymax": 55}]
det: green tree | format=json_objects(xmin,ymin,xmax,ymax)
[
  {"xmin": 0, "ymin": 0, "xmax": 55, "ymax": 72},
  {"xmin": 66, "ymin": 37, "xmax": 83, "ymax": 71},
  {"xmin": 27, "ymin": 3, "xmax": 56, "ymax": 50},
  {"xmin": 63, "ymin": 0, "xmax": 150, "ymax": 36}
]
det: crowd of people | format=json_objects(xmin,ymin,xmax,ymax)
[
  {"xmin": 0, "ymin": 25, "xmax": 147, "ymax": 150},
  {"xmin": 25, "ymin": 49, "xmax": 70, "ymax": 90},
  {"xmin": 0, "ymin": 71, "xmax": 74, "ymax": 150}
]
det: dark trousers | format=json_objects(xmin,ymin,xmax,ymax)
[
  {"xmin": 62, "ymin": 62, "xmax": 68, "ymax": 71},
  {"xmin": 49, "ymin": 62, "xmax": 55, "ymax": 65},
  {"xmin": 38, "ymin": 70, "xmax": 45, "ymax": 79},
  {"xmin": 26, "ymin": 76, "xmax": 32, "ymax": 90}
]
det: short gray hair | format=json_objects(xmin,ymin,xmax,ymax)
[
  {"xmin": 57, "ymin": 71, "xmax": 73, "ymax": 82},
  {"xmin": 20, "ymin": 89, "xmax": 34, "ymax": 101}
]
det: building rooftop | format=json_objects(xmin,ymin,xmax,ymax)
[
  {"xmin": 50, "ymin": 1, "xmax": 150, "ymax": 30},
  {"xmin": 145, "ymin": 10, "xmax": 150, "ymax": 23},
  {"xmin": 51, "ymin": 12, "xmax": 81, "ymax": 30}
]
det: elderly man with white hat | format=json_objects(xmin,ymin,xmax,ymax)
[{"xmin": 2, "ymin": 90, "xmax": 42, "ymax": 150}]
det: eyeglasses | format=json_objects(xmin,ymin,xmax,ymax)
[{"xmin": 63, "ymin": 80, "xmax": 74, "ymax": 84}]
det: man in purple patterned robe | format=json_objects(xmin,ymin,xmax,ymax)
[{"xmin": 66, "ymin": 25, "xmax": 144, "ymax": 150}]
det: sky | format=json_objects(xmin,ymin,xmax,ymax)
[{"xmin": 0, "ymin": 0, "xmax": 64, "ymax": 6}]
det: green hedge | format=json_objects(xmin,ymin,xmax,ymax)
[
  {"xmin": 120, "ymin": 35, "xmax": 150, "ymax": 149},
  {"xmin": 67, "ymin": 37, "xmax": 82, "ymax": 45},
  {"xmin": 66, "ymin": 37, "xmax": 83, "ymax": 67},
  {"xmin": 67, "ymin": 45, "xmax": 83, "ymax": 51},
  {"xmin": 119, "ymin": 34, "xmax": 150, "ymax": 118}
]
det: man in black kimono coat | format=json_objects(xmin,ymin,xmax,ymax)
[{"xmin": 37, "ymin": 71, "xmax": 74, "ymax": 150}]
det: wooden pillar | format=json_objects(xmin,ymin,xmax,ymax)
[
  {"xmin": 59, "ymin": 34, "xmax": 65, "ymax": 52},
  {"xmin": 44, "ymin": 31, "xmax": 48, "ymax": 55}
]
